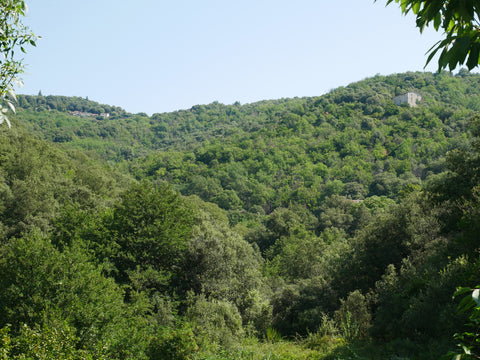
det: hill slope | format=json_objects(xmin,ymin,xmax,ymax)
[
  {"xmin": 3, "ymin": 70, "xmax": 480, "ymax": 359},
  {"xmin": 14, "ymin": 71, "xmax": 479, "ymax": 221}
]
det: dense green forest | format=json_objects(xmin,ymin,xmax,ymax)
[{"xmin": 1, "ymin": 70, "xmax": 480, "ymax": 359}]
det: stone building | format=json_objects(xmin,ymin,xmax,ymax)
[{"xmin": 393, "ymin": 92, "xmax": 422, "ymax": 107}]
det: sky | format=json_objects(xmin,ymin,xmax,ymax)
[{"xmin": 19, "ymin": 0, "xmax": 446, "ymax": 115}]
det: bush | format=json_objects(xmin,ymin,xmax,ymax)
[
  {"xmin": 146, "ymin": 324, "xmax": 199, "ymax": 360},
  {"xmin": 334, "ymin": 290, "xmax": 371, "ymax": 340},
  {"xmin": 0, "ymin": 323, "xmax": 96, "ymax": 360},
  {"xmin": 186, "ymin": 295, "xmax": 244, "ymax": 352}
]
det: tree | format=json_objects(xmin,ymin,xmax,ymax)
[
  {"xmin": 182, "ymin": 197, "xmax": 270, "ymax": 332},
  {"xmin": 382, "ymin": 0, "xmax": 480, "ymax": 71},
  {"xmin": 0, "ymin": 232, "xmax": 151, "ymax": 358},
  {"xmin": 0, "ymin": 0, "xmax": 37, "ymax": 127},
  {"xmin": 110, "ymin": 181, "xmax": 195, "ymax": 292}
]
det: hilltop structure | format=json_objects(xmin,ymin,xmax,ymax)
[{"xmin": 393, "ymin": 92, "xmax": 422, "ymax": 107}]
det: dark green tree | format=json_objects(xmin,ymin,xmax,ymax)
[
  {"xmin": 110, "ymin": 181, "xmax": 195, "ymax": 293},
  {"xmin": 182, "ymin": 197, "xmax": 270, "ymax": 333},
  {"xmin": 0, "ymin": 232, "xmax": 150, "ymax": 358}
]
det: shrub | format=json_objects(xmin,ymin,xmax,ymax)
[
  {"xmin": 186, "ymin": 295, "xmax": 244, "ymax": 352},
  {"xmin": 334, "ymin": 290, "xmax": 371, "ymax": 340},
  {"xmin": 146, "ymin": 324, "xmax": 199, "ymax": 360}
]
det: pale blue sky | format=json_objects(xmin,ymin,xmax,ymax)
[{"xmin": 20, "ymin": 1, "xmax": 444, "ymax": 114}]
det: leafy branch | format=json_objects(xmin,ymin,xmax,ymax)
[
  {"xmin": 381, "ymin": 0, "xmax": 480, "ymax": 71},
  {"xmin": 0, "ymin": 0, "xmax": 37, "ymax": 127},
  {"xmin": 447, "ymin": 286, "xmax": 480, "ymax": 360}
]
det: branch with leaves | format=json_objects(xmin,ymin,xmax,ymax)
[
  {"xmin": 447, "ymin": 286, "xmax": 480, "ymax": 360},
  {"xmin": 381, "ymin": 0, "xmax": 480, "ymax": 71},
  {"xmin": 0, "ymin": 0, "xmax": 37, "ymax": 127}
]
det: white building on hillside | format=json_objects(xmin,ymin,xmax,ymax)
[{"xmin": 393, "ymin": 92, "xmax": 422, "ymax": 107}]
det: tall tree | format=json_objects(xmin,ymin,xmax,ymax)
[{"xmin": 110, "ymin": 181, "xmax": 195, "ymax": 293}]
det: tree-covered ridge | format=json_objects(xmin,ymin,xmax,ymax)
[
  {"xmin": 13, "ymin": 71, "xmax": 480, "ymax": 157},
  {"xmin": 11, "ymin": 72, "xmax": 479, "ymax": 219},
  {"xmin": 127, "ymin": 71, "xmax": 478, "ymax": 222},
  {"xmin": 17, "ymin": 94, "xmax": 127, "ymax": 116}
]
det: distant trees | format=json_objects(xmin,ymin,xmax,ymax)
[
  {"xmin": 14, "ymin": 73, "xmax": 480, "ymax": 233},
  {"xmin": 17, "ymin": 95, "xmax": 125, "ymax": 115}
]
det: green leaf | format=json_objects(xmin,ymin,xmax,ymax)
[
  {"xmin": 457, "ymin": 291, "xmax": 476, "ymax": 314},
  {"xmin": 466, "ymin": 42, "xmax": 480, "ymax": 69},
  {"xmin": 425, "ymin": 39, "xmax": 443, "ymax": 65},
  {"xmin": 449, "ymin": 35, "xmax": 471, "ymax": 66},
  {"xmin": 433, "ymin": 12, "xmax": 442, "ymax": 30},
  {"xmin": 453, "ymin": 287, "xmax": 472, "ymax": 297},
  {"xmin": 447, "ymin": 19, "xmax": 456, "ymax": 32},
  {"xmin": 412, "ymin": 2, "xmax": 420, "ymax": 14}
]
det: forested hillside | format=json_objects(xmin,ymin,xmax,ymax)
[{"xmin": 1, "ymin": 70, "xmax": 480, "ymax": 359}]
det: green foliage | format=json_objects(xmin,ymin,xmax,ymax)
[
  {"xmin": 110, "ymin": 181, "xmax": 195, "ymax": 291},
  {"xmin": 5, "ymin": 323, "xmax": 94, "ymax": 360},
  {"xmin": 337, "ymin": 191, "xmax": 441, "ymax": 294},
  {"xmin": 146, "ymin": 324, "xmax": 199, "ymax": 360},
  {"xmin": 270, "ymin": 277, "xmax": 338, "ymax": 337},
  {"xmin": 334, "ymin": 290, "xmax": 371, "ymax": 341},
  {"xmin": 265, "ymin": 229, "xmax": 326, "ymax": 280},
  {"xmin": 0, "ymin": 126, "xmax": 126, "ymax": 239},
  {"xmin": 4, "ymin": 71, "xmax": 480, "ymax": 358},
  {"xmin": 14, "ymin": 72, "xmax": 477, "ymax": 224},
  {"xmin": 183, "ymin": 197, "xmax": 270, "ymax": 334},
  {"xmin": 265, "ymin": 327, "xmax": 282, "ymax": 343},
  {"xmin": 186, "ymin": 295, "xmax": 245, "ymax": 352},
  {"xmin": 0, "ymin": 233, "xmax": 151, "ymax": 359}
]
